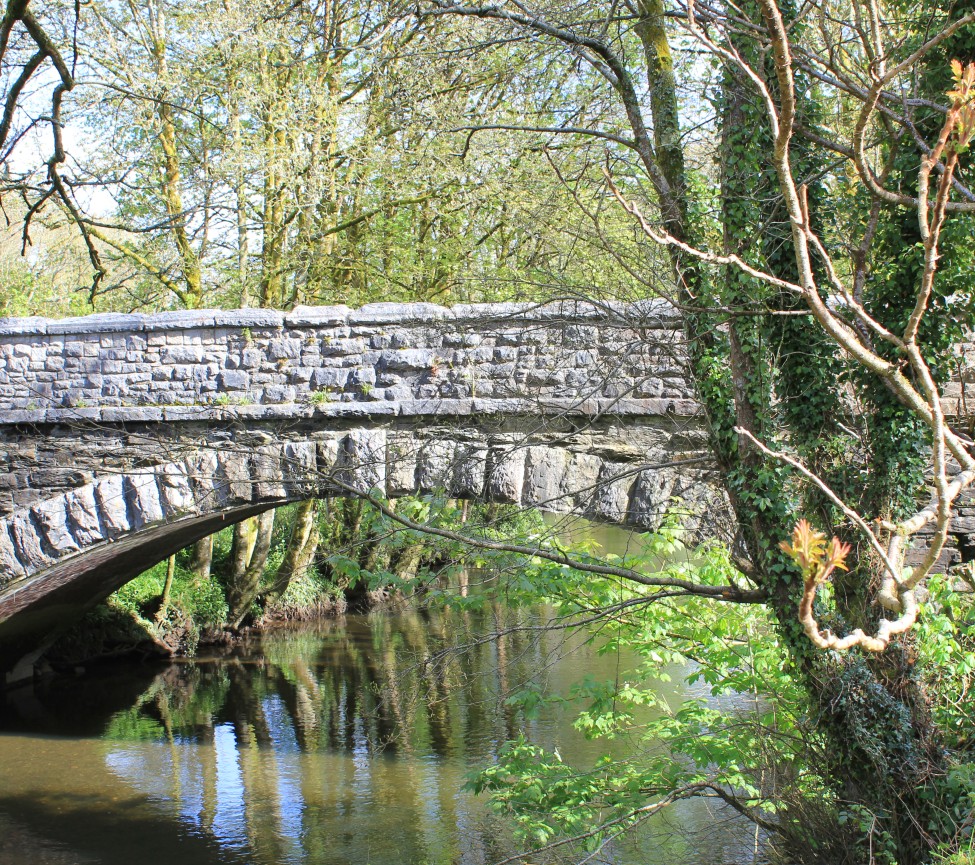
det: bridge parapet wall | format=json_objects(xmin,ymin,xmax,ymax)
[{"xmin": 0, "ymin": 300, "xmax": 693, "ymax": 425}]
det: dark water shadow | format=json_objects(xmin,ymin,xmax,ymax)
[
  {"xmin": 0, "ymin": 662, "xmax": 164, "ymax": 737},
  {"xmin": 0, "ymin": 795, "xmax": 253, "ymax": 865}
]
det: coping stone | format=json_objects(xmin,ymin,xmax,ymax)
[
  {"xmin": 213, "ymin": 308, "xmax": 285, "ymax": 329},
  {"xmin": 99, "ymin": 407, "xmax": 164, "ymax": 423},
  {"xmin": 143, "ymin": 310, "xmax": 218, "ymax": 331},
  {"xmin": 0, "ymin": 318, "xmax": 49, "ymax": 337},
  {"xmin": 286, "ymin": 305, "xmax": 352, "ymax": 327},
  {"xmin": 46, "ymin": 314, "xmax": 146, "ymax": 335},
  {"xmin": 349, "ymin": 302, "xmax": 449, "ymax": 325}
]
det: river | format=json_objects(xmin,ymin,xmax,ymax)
[{"xmin": 0, "ymin": 520, "xmax": 760, "ymax": 865}]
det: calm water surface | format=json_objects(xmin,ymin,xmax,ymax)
[{"xmin": 0, "ymin": 521, "xmax": 758, "ymax": 865}]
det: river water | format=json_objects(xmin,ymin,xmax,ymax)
[{"xmin": 0, "ymin": 521, "xmax": 759, "ymax": 865}]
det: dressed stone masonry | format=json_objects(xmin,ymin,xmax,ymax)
[
  {"xmin": 0, "ymin": 300, "xmax": 692, "ymax": 420},
  {"xmin": 1, "ymin": 299, "xmax": 973, "ymax": 676},
  {"xmin": 0, "ymin": 300, "xmax": 723, "ymax": 672}
]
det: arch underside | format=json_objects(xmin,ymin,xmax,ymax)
[{"xmin": 0, "ymin": 415, "xmax": 722, "ymax": 670}]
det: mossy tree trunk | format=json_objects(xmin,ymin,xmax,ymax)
[
  {"xmin": 264, "ymin": 499, "xmax": 320, "ymax": 605},
  {"xmin": 632, "ymin": 2, "xmax": 965, "ymax": 860},
  {"xmin": 227, "ymin": 509, "xmax": 276, "ymax": 629},
  {"xmin": 188, "ymin": 536, "xmax": 213, "ymax": 582}
]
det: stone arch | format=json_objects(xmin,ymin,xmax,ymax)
[{"xmin": 0, "ymin": 415, "xmax": 720, "ymax": 672}]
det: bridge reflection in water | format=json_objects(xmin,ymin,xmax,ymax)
[{"xmin": 0, "ymin": 598, "xmax": 757, "ymax": 865}]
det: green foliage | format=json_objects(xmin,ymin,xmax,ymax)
[
  {"xmin": 268, "ymin": 565, "xmax": 342, "ymax": 617},
  {"xmin": 175, "ymin": 573, "xmax": 229, "ymax": 629},
  {"xmin": 916, "ymin": 573, "xmax": 975, "ymax": 749},
  {"xmin": 471, "ymin": 524, "xmax": 784, "ymax": 829},
  {"xmin": 463, "ymin": 513, "xmax": 975, "ymax": 862},
  {"xmin": 110, "ymin": 553, "xmax": 229, "ymax": 653}
]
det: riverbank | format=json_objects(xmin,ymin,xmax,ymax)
[{"xmin": 36, "ymin": 498, "xmax": 548, "ymax": 674}]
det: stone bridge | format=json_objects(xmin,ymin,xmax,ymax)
[{"xmin": 0, "ymin": 300, "xmax": 724, "ymax": 674}]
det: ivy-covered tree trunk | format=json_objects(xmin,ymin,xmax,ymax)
[{"xmin": 636, "ymin": 2, "xmax": 965, "ymax": 861}]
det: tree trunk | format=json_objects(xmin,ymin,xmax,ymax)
[
  {"xmin": 155, "ymin": 554, "xmax": 176, "ymax": 623},
  {"xmin": 633, "ymin": 4, "xmax": 951, "ymax": 861},
  {"xmin": 188, "ymin": 535, "xmax": 213, "ymax": 581},
  {"xmin": 229, "ymin": 516, "xmax": 258, "ymax": 581},
  {"xmin": 227, "ymin": 509, "xmax": 276, "ymax": 629},
  {"xmin": 265, "ymin": 499, "xmax": 319, "ymax": 604},
  {"xmin": 389, "ymin": 542, "xmax": 424, "ymax": 584},
  {"xmin": 147, "ymin": 1, "xmax": 203, "ymax": 308}
]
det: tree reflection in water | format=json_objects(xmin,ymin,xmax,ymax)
[
  {"xmin": 0, "ymin": 594, "xmax": 756, "ymax": 864},
  {"xmin": 99, "ymin": 601, "xmax": 568, "ymax": 865}
]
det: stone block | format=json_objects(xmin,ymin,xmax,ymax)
[
  {"xmin": 100, "ymin": 407, "xmax": 164, "ymax": 423},
  {"xmin": 627, "ymin": 468, "xmax": 675, "ymax": 530},
  {"xmin": 450, "ymin": 302, "xmax": 530, "ymax": 324},
  {"xmin": 269, "ymin": 338, "xmax": 302, "ymax": 360},
  {"xmin": 564, "ymin": 453, "xmax": 602, "ymax": 507},
  {"xmin": 162, "ymin": 345, "xmax": 205, "ymax": 364},
  {"xmin": 316, "ymin": 439, "xmax": 340, "ymax": 474},
  {"xmin": 452, "ymin": 445, "xmax": 488, "ymax": 498},
  {"xmin": 9, "ymin": 512, "xmax": 52, "ymax": 567},
  {"xmin": 215, "ymin": 450, "xmax": 254, "ymax": 505},
  {"xmin": 180, "ymin": 450, "xmax": 213, "ymax": 501},
  {"xmin": 157, "ymin": 463, "xmax": 197, "ymax": 516},
  {"xmin": 125, "ymin": 473, "xmax": 165, "ymax": 528},
  {"xmin": 380, "ymin": 348, "xmax": 436, "ymax": 370},
  {"xmin": 486, "ymin": 447, "xmax": 526, "ymax": 504},
  {"xmin": 253, "ymin": 445, "xmax": 286, "ymax": 499},
  {"xmin": 219, "ymin": 370, "xmax": 250, "ymax": 391},
  {"xmin": 591, "ymin": 464, "xmax": 632, "ymax": 524},
  {"xmin": 64, "ymin": 485, "xmax": 104, "ymax": 546},
  {"xmin": 0, "ymin": 525, "xmax": 25, "ymax": 580},
  {"xmin": 32, "ymin": 496, "xmax": 80, "ymax": 555},
  {"xmin": 340, "ymin": 429, "xmax": 387, "ymax": 493},
  {"xmin": 349, "ymin": 302, "xmax": 448, "ymax": 325},
  {"xmin": 47, "ymin": 313, "xmax": 145, "ymax": 335},
  {"xmin": 143, "ymin": 310, "xmax": 216, "ymax": 330},
  {"xmin": 263, "ymin": 385, "xmax": 297, "ymax": 404},
  {"xmin": 213, "ymin": 308, "xmax": 285, "ymax": 329},
  {"xmin": 282, "ymin": 441, "xmax": 318, "ymax": 497},
  {"xmin": 162, "ymin": 406, "xmax": 220, "ymax": 422},
  {"xmin": 523, "ymin": 447, "xmax": 571, "ymax": 508},
  {"xmin": 285, "ymin": 305, "xmax": 351, "ymax": 327},
  {"xmin": 416, "ymin": 441, "xmax": 456, "ymax": 491},
  {"xmin": 311, "ymin": 367, "xmax": 349, "ymax": 389},
  {"xmin": 386, "ymin": 436, "xmax": 419, "ymax": 496},
  {"xmin": 349, "ymin": 368, "xmax": 376, "ymax": 388},
  {"xmin": 0, "ymin": 317, "xmax": 48, "ymax": 336},
  {"xmin": 240, "ymin": 348, "xmax": 264, "ymax": 368}
]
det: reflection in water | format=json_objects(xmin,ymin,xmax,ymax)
[{"xmin": 0, "ymin": 531, "xmax": 757, "ymax": 864}]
